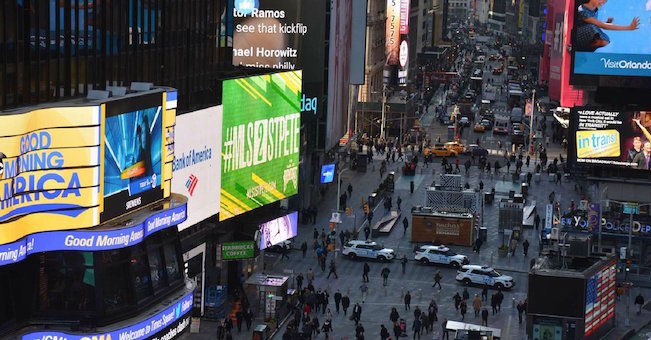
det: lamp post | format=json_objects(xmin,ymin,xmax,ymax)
[
  {"xmin": 528, "ymin": 89, "xmax": 536, "ymax": 155},
  {"xmin": 380, "ymin": 83, "xmax": 387, "ymax": 140},
  {"xmin": 336, "ymin": 167, "xmax": 350, "ymax": 212}
]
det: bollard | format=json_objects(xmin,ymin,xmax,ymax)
[
  {"xmin": 410, "ymin": 181, "xmax": 415, "ymax": 193},
  {"xmin": 512, "ymin": 298, "xmax": 516, "ymax": 309}
]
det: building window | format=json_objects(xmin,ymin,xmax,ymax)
[{"xmin": 38, "ymin": 252, "xmax": 96, "ymax": 314}]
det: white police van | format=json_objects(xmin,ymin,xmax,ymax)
[
  {"xmin": 414, "ymin": 245, "xmax": 469, "ymax": 268},
  {"xmin": 342, "ymin": 240, "xmax": 395, "ymax": 261},
  {"xmin": 455, "ymin": 265, "xmax": 515, "ymax": 290}
]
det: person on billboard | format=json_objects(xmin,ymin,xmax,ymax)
[
  {"xmin": 633, "ymin": 118, "xmax": 651, "ymax": 143},
  {"xmin": 632, "ymin": 141, "xmax": 651, "ymax": 170},
  {"xmin": 122, "ymin": 116, "xmax": 153, "ymax": 181},
  {"xmin": 574, "ymin": 0, "xmax": 640, "ymax": 52},
  {"xmin": 627, "ymin": 136, "xmax": 643, "ymax": 163}
]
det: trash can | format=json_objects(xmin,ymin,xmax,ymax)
[
  {"xmin": 521, "ymin": 183, "xmax": 528, "ymax": 197},
  {"xmin": 479, "ymin": 227, "xmax": 488, "ymax": 242},
  {"xmin": 484, "ymin": 192, "xmax": 494, "ymax": 204}
]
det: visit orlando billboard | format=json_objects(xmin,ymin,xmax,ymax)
[
  {"xmin": 220, "ymin": 71, "xmax": 301, "ymax": 221},
  {"xmin": 0, "ymin": 90, "xmax": 177, "ymax": 245}
]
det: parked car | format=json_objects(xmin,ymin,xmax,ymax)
[
  {"xmin": 456, "ymin": 265, "xmax": 515, "ymax": 290},
  {"xmin": 343, "ymin": 240, "xmax": 395, "ymax": 261},
  {"xmin": 414, "ymin": 245, "xmax": 469, "ymax": 268}
]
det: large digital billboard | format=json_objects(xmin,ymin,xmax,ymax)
[
  {"xmin": 102, "ymin": 92, "xmax": 167, "ymax": 221},
  {"xmin": 232, "ymin": 0, "xmax": 304, "ymax": 69},
  {"xmin": 172, "ymin": 106, "xmax": 222, "ymax": 231},
  {"xmin": 220, "ymin": 71, "xmax": 301, "ymax": 221},
  {"xmin": 572, "ymin": 0, "xmax": 651, "ymax": 77},
  {"xmin": 584, "ymin": 260, "xmax": 616, "ymax": 337},
  {"xmin": 386, "ymin": 0, "xmax": 401, "ymax": 65},
  {"xmin": 259, "ymin": 211, "xmax": 298, "ymax": 250},
  {"xmin": 569, "ymin": 107, "xmax": 651, "ymax": 170}
]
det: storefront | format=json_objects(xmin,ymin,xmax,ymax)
[{"xmin": 0, "ymin": 88, "xmax": 193, "ymax": 340}]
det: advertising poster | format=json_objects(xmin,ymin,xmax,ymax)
[
  {"xmin": 327, "ymin": 0, "xmax": 352, "ymax": 150},
  {"xmin": 570, "ymin": 107, "xmax": 651, "ymax": 170},
  {"xmin": 172, "ymin": 106, "xmax": 222, "ymax": 231},
  {"xmin": 259, "ymin": 211, "xmax": 298, "ymax": 250},
  {"xmin": 222, "ymin": 241, "xmax": 255, "ymax": 260},
  {"xmin": 0, "ymin": 106, "xmax": 101, "ymax": 245},
  {"xmin": 573, "ymin": 0, "xmax": 651, "ymax": 77},
  {"xmin": 102, "ymin": 92, "xmax": 166, "ymax": 221},
  {"xmin": 220, "ymin": 71, "xmax": 301, "ymax": 221},
  {"xmin": 584, "ymin": 261, "xmax": 616, "ymax": 337},
  {"xmin": 399, "ymin": 0, "xmax": 410, "ymax": 34},
  {"xmin": 232, "ymin": 0, "xmax": 304, "ymax": 70},
  {"xmin": 386, "ymin": 0, "xmax": 401, "ymax": 65},
  {"xmin": 320, "ymin": 164, "xmax": 335, "ymax": 184},
  {"xmin": 398, "ymin": 39, "xmax": 409, "ymax": 86}
]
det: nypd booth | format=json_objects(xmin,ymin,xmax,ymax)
[{"xmin": 0, "ymin": 87, "xmax": 194, "ymax": 340}]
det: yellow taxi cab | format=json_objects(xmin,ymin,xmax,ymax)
[
  {"xmin": 443, "ymin": 141, "xmax": 466, "ymax": 154},
  {"xmin": 473, "ymin": 123, "xmax": 486, "ymax": 133},
  {"xmin": 425, "ymin": 144, "xmax": 458, "ymax": 157}
]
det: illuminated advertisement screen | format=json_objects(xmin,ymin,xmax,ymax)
[
  {"xmin": 259, "ymin": 211, "xmax": 298, "ymax": 250},
  {"xmin": 584, "ymin": 261, "xmax": 616, "ymax": 337},
  {"xmin": 102, "ymin": 92, "xmax": 165, "ymax": 221},
  {"xmin": 572, "ymin": 0, "xmax": 651, "ymax": 77},
  {"xmin": 569, "ymin": 107, "xmax": 651, "ymax": 170},
  {"xmin": 386, "ymin": 0, "xmax": 401, "ymax": 65},
  {"xmin": 220, "ymin": 71, "xmax": 301, "ymax": 221},
  {"xmin": 232, "ymin": 0, "xmax": 303, "ymax": 70}
]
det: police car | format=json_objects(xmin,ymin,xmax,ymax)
[
  {"xmin": 455, "ymin": 265, "xmax": 515, "ymax": 290},
  {"xmin": 342, "ymin": 240, "xmax": 395, "ymax": 261},
  {"xmin": 414, "ymin": 245, "xmax": 469, "ymax": 268}
]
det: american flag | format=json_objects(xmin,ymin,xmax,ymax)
[
  {"xmin": 185, "ymin": 174, "xmax": 198, "ymax": 196},
  {"xmin": 585, "ymin": 262, "xmax": 616, "ymax": 336}
]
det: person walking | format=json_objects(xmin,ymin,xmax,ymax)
[
  {"xmin": 348, "ymin": 183, "xmax": 353, "ymax": 197},
  {"xmin": 441, "ymin": 319, "xmax": 449, "ymax": 340},
  {"xmin": 390, "ymin": 307, "xmax": 400, "ymax": 324},
  {"xmin": 216, "ymin": 319, "xmax": 225, "ymax": 340},
  {"xmin": 490, "ymin": 293, "xmax": 498, "ymax": 315},
  {"xmin": 462, "ymin": 287, "xmax": 470, "ymax": 301},
  {"xmin": 481, "ymin": 283, "xmax": 488, "ymax": 301},
  {"xmin": 321, "ymin": 289, "xmax": 329, "ymax": 314},
  {"xmin": 362, "ymin": 262, "xmax": 370, "ymax": 282},
  {"xmin": 432, "ymin": 270, "xmax": 442, "ymax": 289},
  {"xmin": 474, "ymin": 237, "xmax": 483, "ymax": 254},
  {"xmin": 364, "ymin": 225, "xmax": 371, "ymax": 240},
  {"xmin": 393, "ymin": 321, "xmax": 402, "ymax": 339},
  {"xmin": 460, "ymin": 300, "xmax": 467, "ymax": 321},
  {"xmin": 517, "ymin": 300, "xmax": 525, "ymax": 324},
  {"xmin": 381, "ymin": 266, "xmax": 391, "ymax": 286},
  {"xmin": 301, "ymin": 240, "xmax": 308, "ymax": 258},
  {"xmin": 404, "ymin": 291, "xmax": 412, "ymax": 310},
  {"xmin": 360, "ymin": 283, "xmax": 369, "ymax": 303},
  {"xmin": 397, "ymin": 196, "xmax": 402, "ymax": 210},
  {"xmin": 321, "ymin": 319, "xmax": 332, "ymax": 338},
  {"xmin": 342, "ymin": 294, "xmax": 350, "ymax": 316},
  {"xmin": 453, "ymin": 292, "xmax": 462, "ymax": 311},
  {"xmin": 496, "ymin": 289, "xmax": 504, "ymax": 312},
  {"xmin": 481, "ymin": 307, "xmax": 489, "ymax": 326},
  {"xmin": 281, "ymin": 243, "xmax": 290, "ymax": 260},
  {"xmin": 352, "ymin": 302, "xmax": 363, "ymax": 325},
  {"xmin": 473, "ymin": 294, "xmax": 482, "ymax": 317},
  {"xmin": 244, "ymin": 308, "xmax": 253, "ymax": 331},
  {"xmin": 339, "ymin": 230, "xmax": 345, "ymax": 247},
  {"xmin": 306, "ymin": 268, "xmax": 315, "ymax": 285},
  {"xmin": 523, "ymin": 239, "xmax": 530, "ymax": 257},
  {"xmin": 296, "ymin": 272, "xmax": 304, "ymax": 291},
  {"xmin": 401, "ymin": 255, "xmax": 408, "ymax": 274},
  {"xmin": 380, "ymin": 324, "xmax": 390, "ymax": 340},
  {"xmin": 403, "ymin": 217, "xmax": 409, "ymax": 236},
  {"xmin": 534, "ymin": 213, "xmax": 540, "ymax": 230},
  {"xmin": 412, "ymin": 317, "xmax": 422, "ymax": 340},
  {"xmin": 327, "ymin": 260, "xmax": 338, "ymax": 279},
  {"xmin": 334, "ymin": 290, "xmax": 342, "ymax": 314}
]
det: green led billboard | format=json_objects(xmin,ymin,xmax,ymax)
[{"xmin": 220, "ymin": 71, "xmax": 302, "ymax": 221}]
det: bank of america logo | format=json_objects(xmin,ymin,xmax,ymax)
[{"xmin": 185, "ymin": 174, "xmax": 198, "ymax": 196}]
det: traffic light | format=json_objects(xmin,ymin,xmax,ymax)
[
  {"xmin": 626, "ymin": 260, "xmax": 631, "ymax": 272},
  {"xmin": 363, "ymin": 203, "xmax": 370, "ymax": 214}
]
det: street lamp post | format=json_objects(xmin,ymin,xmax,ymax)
[
  {"xmin": 380, "ymin": 83, "xmax": 387, "ymax": 140},
  {"xmin": 528, "ymin": 89, "xmax": 536, "ymax": 155},
  {"xmin": 336, "ymin": 167, "xmax": 350, "ymax": 212}
]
